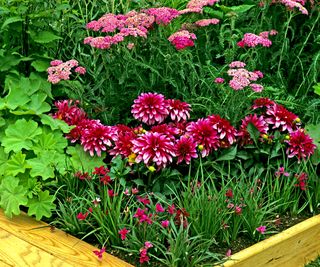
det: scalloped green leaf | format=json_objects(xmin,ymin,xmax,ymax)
[
  {"xmin": 27, "ymin": 190, "xmax": 55, "ymax": 220},
  {"xmin": 11, "ymin": 93, "xmax": 51, "ymax": 115},
  {"xmin": 39, "ymin": 114, "xmax": 73, "ymax": 133},
  {"xmin": 0, "ymin": 176, "xmax": 28, "ymax": 218},
  {"xmin": 27, "ymin": 153, "xmax": 55, "ymax": 180},
  {"xmin": 32, "ymin": 129, "xmax": 67, "ymax": 155},
  {"xmin": 6, "ymin": 151, "xmax": 31, "ymax": 176},
  {"xmin": 0, "ymin": 147, "xmax": 8, "ymax": 176},
  {"xmin": 2, "ymin": 119, "xmax": 42, "ymax": 153},
  {"xmin": 31, "ymin": 60, "xmax": 50, "ymax": 72},
  {"xmin": 67, "ymin": 144, "xmax": 105, "ymax": 172}
]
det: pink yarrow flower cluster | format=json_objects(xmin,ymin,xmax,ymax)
[
  {"xmin": 47, "ymin": 59, "xmax": 86, "ymax": 84},
  {"xmin": 227, "ymin": 61, "xmax": 264, "ymax": 92},
  {"xmin": 237, "ymin": 30, "xmax": 278, "ymax": 48},
  {"xmin": 280, "ymin": 0, "xmax": 308, "ymax": 14},
  {"xmin": 180, "ymin": 0, "xmax": 219, "ymax": 14},
  {"xmin": 85, "ymin": 7, "xmax": 180, "ymax": 50},
  {"xmin": 194, "ymin": 18, "xmax": 220, "ymax": 27},
  {"xmin": 168, "ymin": 30, "xmax": 197, "ymax": 50}
]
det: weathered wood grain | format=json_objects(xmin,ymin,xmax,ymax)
[
  {"xmin": 0, "ymin": 210, "xmax": 134, "ymax": 267},
  {"xmin": 222, "ymin": 214, "xmax": 320, "ymax": 267},
  {"xmin": 0, "ymin": 227, "xmax": 73, "ymax": 267}
]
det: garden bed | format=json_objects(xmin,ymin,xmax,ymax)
[
  {"xmin": 222, "ymin": 214, "xmax": 320, "ymax": 267},
  {"xmin": 0, "ymin": 209, "xmax": 132, "ymax": 267}
]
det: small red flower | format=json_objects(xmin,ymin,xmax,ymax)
[
  {"xmin": 256, "ymin": 225, "xmax": 266, "ymax": 234},
  {"xmin": 167, "ymin": 204, "xmax": 176, "ymax": 215},
  {"xmin": 161, "ymin": 220, "xmax": 170, "ymax": 228},
  {"xmin": 76, "ymin": 212, "xmax": 89, "ymax": 220},
  {"xmin": 137, "ymin": 196, "xmax": 151, "ymax": 205},
  {"xmin": 225, "ymin": 188, "xmax": 233, "ymax": 198},
  {"xmin": 100, "ymin": 175, "xmax": 111, "ymax": 185},
  {"xmin": 118, "ymin": 228, "xmax": 130, "ymax": 240},
  {"xmin": 155, "ymin": 203, "xmax": 165, "ymax": 213},
  {"xmin": 294, "ymin": 172, "xmax": 308, "ymax": 190},
  {"xmin": 93, "ymin": 247, "xmax": 106, "ymax": 260}
]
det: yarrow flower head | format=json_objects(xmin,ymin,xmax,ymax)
[
  {"xmin": 229, "ymin": 61, "xmax": 246, "ymax": 68},
  {"xmin": 280, "ymin": 0, "xmax": 308, "ymax": 15},
  {"xmin": 214, "ymin": 77, "xmax": 225, "ymax": 84},
  {"xmin": 144, "ymin": 7, "xmax": 180, "ymax": 25},
  {"xmin": 166, "ymin": 99, "xmax": 191, "ymax": 122},
  {"xmin": 237, "ymin": 32, "xmax": 273, "ymax": 48},
  {"xmin": 47, "ymin": 59, "xmax": 85, "ymax": 84},
  {"xmin": 168, "ymin": 30, "xmax": 197, "ymax": 50},
  {"xmin": 132, "ymin": 132, "xmax": 176, "ymax": 169},
  {"xmin": 285, "ymin": 129, "xmax": 316, "ymax": 160},
  {"xmin": 194, "ymin": 18, "xmax": 220, "ymax": 27},
  {"xmin": 131, "ymin": 93, "xmax": 169, "ymax": 125},
  {"xmin": 185, "ymin": 0, "xmax": 220, "ymax": 13}
]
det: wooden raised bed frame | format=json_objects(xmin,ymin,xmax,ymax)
[
  {"xmin": 0, "ymin": 208, "xmax": 319, "ymax": 266},
  {"xmin": 222, "ymin": 214, "xmax": 320, "ymax": 267}
]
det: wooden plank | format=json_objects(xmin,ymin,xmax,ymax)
[
  {"xmin": 0, "ymin": 227, "xmax": 73, "ymax": 266},
  {"xmin": 0, "ymin": 210, "xmax": 133, "ymax": 267},
  {"xmin": 222, "ymin": 214, "xmax": 320, "ymax": 267}
]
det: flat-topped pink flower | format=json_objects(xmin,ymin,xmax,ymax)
[{"xmin": 131, "ymin": 93, "xmax": 169, "ymax": 125}]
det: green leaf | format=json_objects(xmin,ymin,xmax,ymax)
[
  {"xmin": 219, "ymin": 4, "xmax": 255, "ymax": 13},
  {"xmin": 0, "ymin": 176, "xmax": 28, "ymax": 218},
  {"xmin": 2, "ymin": 119, "xmax": 42, "ymax": 153},
  {"xmin": 27, "ymin": 153, "xmax": 56, "ymax": 180},
  {"xmin": 67, "ymin": 145, "xmax": 105, "ymax": 173},
  {"xmin": 305, "ymin": 124, "xmax": 320, "ymax": 148},
  {"xmin": 216, "ymin": 146, "xmax": 237, "ymax": 161},
  {"xmin": 12, "ymin": 93, "xmax": 51, "ymax": 115},
  {"xmin": 27, "ymin": 190, "xmax": 55, "ymax": 220},
  {"xmin": 247, "ymin": 122, "xmax": 261, "ymax": 146},
  {"xmin": 32, "ymin": 129, "xmax": 67, "ymax": 154},
  {"xmin": 30, "ymin": 31, "xmax": 62, "ymax": 43},
  {"xmin": 5, "ymin": 82, "xmax": 30, "ymax": 110},
  {"xmin": 31, "ymin": 60, "xmax": 50, "ymax": 72},
  {"xmin": 40, "ymin": 114, "xmax": 73, "ymax": 133},
  {"xmin": 1, "ymin": 16, "xmax": 24, "ymax": 30},
  {"xmin": 133, "ymin": 179, "xmax": 144, "ymax": 186},
  {"xmin": 6, "ymin": 151, "xmax": 31, "ymax": 176},
  {"xmin": 0, "ymin": 55, "xmax": 23, "ymax": 72},
  {"xmin": 313, "ymin": 83, "xmax": 320, "ymax": 96},
  {"xmin": 203, "ymin": 7, "xmax": 224, "ymax": 19},
  {"xmin": 0, "ymin": 147, "xmax": 8, "ymax": 176}
]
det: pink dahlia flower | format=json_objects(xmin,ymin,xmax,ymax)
[
  {"xmin": 252, "ymin": 98, "xmax": 275, "ymax": 110},
  {"xmin": 131, "ymin": 93, "xmax": 169, "ymax": 125},
  {"xmin": 80, "ymin": 121, "xmax": 115, "ymax": 156},
  {"xmin": 151, "ymin": 124, "xmax": 180, "ymax": 139},
  {"xmin": 132, "ymin": 132, "xmax": 175, "ymax": 169},
  {"xmin": 53, "ymin": 100, "xmax": 86, "ymax": 126},
  {"xmin": 174, "ymin": 136, "xmax": 198, "ymax": 164},
  {"xmin": 265, "ymin": 104, "xmax": 300, "ymax": 132},
  {"xmin": 238, "ymin": 114, "xmax": 269, "ymax": 146},
  {"xmin": 109, "ymin": 125, "xmax": 136, "ymax": 157},
  {"xmin": 186, "ymin": 118, "xmax": 220, "ymax": 157},
  {"xmin": 207, "ymin": 115, "xmax": 237, "ymax": 148},
  {"xmin": 166, "ymin": 99, "xmax": 191, "ymax": 122},
  {"xmin": 285, "ymin": 129, "xmax": 316, "ymax": 160}
]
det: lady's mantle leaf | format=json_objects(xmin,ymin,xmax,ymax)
[
  {"xmin": 27, "ymin": 190, "xmax": 55, "ymax": 220},
  {"xmin": 67, "ymin": 145, "xmax": 105, "ymax": 172},
  {"xmin": 6, "ymin": 151, "xmax": 31, "ymax": 176},
  {"xmin": 2, "ymin": 119, "xmax": 42, "ymax": 153},
  {"xmin": 0, "ymin": 177, "xmax": 28, "ymax": 218},
  {"xmin": 39, "ymin": 114, "xmax": 73, "ymax": 133},
  {"xmin": 27, "ymin": 153, "xmax": 55, "ymax": 180}
]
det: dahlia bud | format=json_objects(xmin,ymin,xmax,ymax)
[
  {"xmin": 198, "ymin": 144, "xmax": 204, "ymax": 151},
  {"xmin": 148, "ymin": 166, "xmax": 156, "ymax": 172}
]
